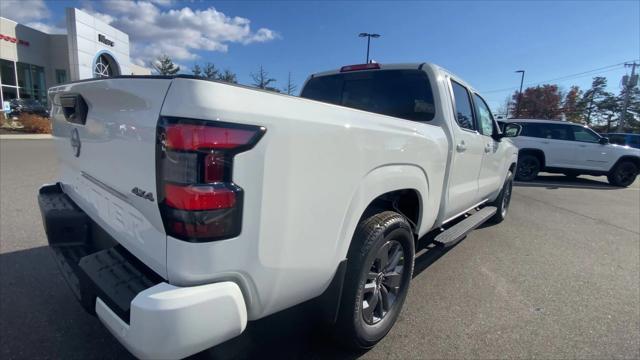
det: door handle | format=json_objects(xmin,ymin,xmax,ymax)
[
  {"xmin": 456, "ymin": 141, "xmax": 467, "ymax": 152},
  {"xmin": 484, "ymin": 143, "xmax": 492, "ymax": 153}
]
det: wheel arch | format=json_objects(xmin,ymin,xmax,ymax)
[
  {"xmin": 609, "ymin": 155, "xmax": 640, "ymax": 172},
  {"xmin": 336, "ymin": 165, "xmax": 429, "ymax": 263},
  {"xmin": 518, "ymin": 148, "xmax": 546, "ymax": 168}
]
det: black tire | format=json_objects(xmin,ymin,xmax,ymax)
[
  {"xmin": 515, "ymin": 154, "xmax": 540, "ymax": 181},
  {"xmin": 336, "ymin": 211, "xmax": 415, "ymax": 350},
  {"xmin": 488, "ymin": 170, "xmax": 514, "ymax": 224},
  {"xmin": 607, "ymin": 161, "xmax": 639, "ymax": 187}
]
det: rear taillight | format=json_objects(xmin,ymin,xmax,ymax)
[{"xmin": 156, "ymin": 117, "xmax": 265, "ymax": 242}]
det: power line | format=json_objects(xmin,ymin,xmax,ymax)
[{"xmin": 482, "ymin": 59, "xmax": 640, "ymax": 94}]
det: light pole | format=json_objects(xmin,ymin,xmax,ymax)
[
  {"xmin": 515, "ymin": 70, "xmax": 525, "ymax": 118},
  {"xmin": 359, "ymin": 33, "xmax": 380, "ymax": 63}
]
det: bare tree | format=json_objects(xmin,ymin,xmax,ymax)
[
  {"xmin": 251, "ymin": 65, "xmax": 278, "ymax": 91},
  {"xmin": 282, "ymin": 72, "xmax": 297, "ymax": 95},
  {"xmin": 217, "ymin": 69, "xmax": 238, "ymax": 84}
]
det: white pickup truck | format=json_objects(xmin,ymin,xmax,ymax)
[{"xmin": 39, "ymin": 62, "xmax": 521, "ymax": 359}]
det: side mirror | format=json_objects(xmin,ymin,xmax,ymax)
[
  {"xmin": 502, "ymin": 123, "xmax": 522, "ymax": 138},
  {"xmin": 599, "ymin": 137, "xmax": 609, "ymax": 145}
]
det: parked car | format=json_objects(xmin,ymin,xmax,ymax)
[
  {"xmin": 605, "ymin": 133, "xmax": 640, "ymax": 149},
  {"xmin": 9, "ymin": 98, "xmax": 49, "ymax": 117},
  {"xmin": 39, "ymin": 63, "xmax": 521, "ymax": 359},
  {"xmin": 500, "ymin": 119, "xmax": 640, "ymax": 186}
]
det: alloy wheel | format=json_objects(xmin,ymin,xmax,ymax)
[{"xmin": 361, "ymin": 240, "xmax": 406, "ymax": 325}]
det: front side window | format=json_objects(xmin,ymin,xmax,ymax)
[
  {"xmin": 473, "ymin": 93, "xmax": 494, "ymax": 136},
  {"xmin": 300, "ymin": 69, "xmax": 435, "ymax": 122},
  {"xmin": 450, "ymin": 80, "xmax": 475, "ymax": 130},
  {"xmin": 572, "ymin": 126, "xmax": 600, "ymax": 143}
]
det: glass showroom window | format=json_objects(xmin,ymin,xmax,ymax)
[
  {"xmin": 17, "ymin": 62, "xmax": 47, "ymax": 105},
  {"xmin": 1, "ymin": 59, "xmax": 19, "ymax": 104},
  {"xmin": 56, "ymin": 69, "xmax": 67, "ymax": 84}
]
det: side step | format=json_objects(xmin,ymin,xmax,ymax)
[{"xmin": 434, "ymin": 206, "xmax": 497, "ymax": 248}]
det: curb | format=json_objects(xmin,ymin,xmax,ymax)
[{"xmin": 0, "ymin": 134, "xmax": 53, "ymax": 140}]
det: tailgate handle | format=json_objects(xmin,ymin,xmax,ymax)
[{"xmin": 60, "ymin": 94, "xmax": 88, "ymax": 125}]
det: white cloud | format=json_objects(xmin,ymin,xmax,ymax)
[
  {"xmin": 25, "ymin": 22, "xmax": 66, "ymax": 34},
  {"xmin": 0, "ymin": 0, "xmax": 49, "ymax": 23},
  {"xmin": 89, "ymin": 1, "xmax": 279, "ymax": 64}
]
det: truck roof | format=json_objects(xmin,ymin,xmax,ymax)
[{"xmin": 305, "ymin": 62, "xmax": 479, "ymax": 94}]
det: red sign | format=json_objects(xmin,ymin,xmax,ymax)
[{"xmin": 0, "ymin": 34, "xmax": 30, "ymax": 46}]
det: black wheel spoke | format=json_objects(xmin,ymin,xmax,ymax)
[
  {"xmin": 385, "ymin": 245, "xmax": 403, "ymax": 271},
  {"xmin": 379, "ymin": 286, "xmax": 389, "ymax": 313},
  {"xmin": 383, "ymin": 272, "xmax": 402, "ymax": 289}
]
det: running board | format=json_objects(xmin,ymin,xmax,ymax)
[{"xmin": 434, "ymin": 206, "xmax": 497, "ymax": 248}]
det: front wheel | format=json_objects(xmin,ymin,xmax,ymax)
[
  {"xmin": 488, "ymin": 170, "xmax": 514, "ymax": 224},
  {"xmin": 607, "ymin": 161, "xmax": 638, "ymax": 187},
  {"xmin": 336, "ymin": 211, "xmax": 415, "ymax": 350}
]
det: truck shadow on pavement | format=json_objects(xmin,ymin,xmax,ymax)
[
  {"xmin": 1, "ymin": 242, "xmax": 451, "ymax": 360},
  {"xmin": 514, "ymin": 175, "xmax": 622, "ymax": 190}
]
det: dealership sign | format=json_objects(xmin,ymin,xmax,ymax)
[
  {"xmin": 98, "ymin": 34, "xmax": 114, "ymax": 47},
  {"xmin": 0, "ymin": 34, "xmax": 29, "ymax": 46}
]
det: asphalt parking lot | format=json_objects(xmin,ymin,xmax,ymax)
[{"xmin": 1, "ymin": 138, "xmax": 639, "ymax": 359}]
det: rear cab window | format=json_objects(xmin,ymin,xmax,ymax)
[{"xmin": 300, "ymin": 69, "xmax": 435, "ymax": 122}]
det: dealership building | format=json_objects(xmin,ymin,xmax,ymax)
[{"xmin": 0, "ymin": 8, "xmax": 150, "ymax": 106}]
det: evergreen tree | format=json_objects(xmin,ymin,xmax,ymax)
[
  {"xmin": 152, "ymin": 55, "xmax": 180, "ymax": 75},
  {"xmin": 203, "ymin": 63, "xmax": 218, "ymax": 80},
  {"xmin": 191, "ymin": 64, "xmax": 202, "ymax": 78},
  {"xmin": 580, "ymin": 77, "xmax": 610, "ymax": 126}
]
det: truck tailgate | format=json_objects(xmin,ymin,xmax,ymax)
[{"xmin": 49, "ymin": 78, "xmax": 172, "ymax": 278}]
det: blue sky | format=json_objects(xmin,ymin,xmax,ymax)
[{"xmin": 2, "ymin": 0, "xmax": 639, "ymax": 110}]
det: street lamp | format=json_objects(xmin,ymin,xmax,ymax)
[
  {"xmin": 359, "ymin": 33, "xmax": 380, "ymax": 63},
  {"xmin": 515, "ymin": 70, "xmax": 525, "ymax": 118}
]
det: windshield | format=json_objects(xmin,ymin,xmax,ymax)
[{"xmin": 300, "ymin": 69, "xmax": 435, "ymax": 122}]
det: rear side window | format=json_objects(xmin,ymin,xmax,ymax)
[
  {"xmin": 542, "ymin": 124, "xmax": 571, "ymax": 140},
  {"xmin": 300, "ymin": 70, "xmax": 435, "ymax": 122},
  {"xmin": 450, "ymin": 81, "xmax": 475, "ymax": 130}
]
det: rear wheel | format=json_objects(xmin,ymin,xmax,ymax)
[
  {"xmin": 516, "ymin": 154, "xmax": 540, "ymax": 181},
  {"xmin": 336, "ymin": 211, "xmax": 414, "ymax": 350},
  {"xmin": 607, "ymin": 161, "xmax": 638, "ymax": 187}
]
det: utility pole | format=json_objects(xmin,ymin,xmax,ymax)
[
  {"xmin": 358, "ymin": 33, "xmax": 380, "ymax": 63},
  {"xmin": 618, "ymin": 62, "xmax": 638, "ymax": 132},
  {"xmin": 515, "ymin": 70, "xmax": 525, "ymax": 118}
]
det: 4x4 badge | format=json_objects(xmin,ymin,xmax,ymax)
[
  {"xmin": 70, "ymin": 128, "xmax": 81, "ymax": 157},
  {"xmin": 131, "ymin": 187, "xmax": 155, "ymax": 202}
]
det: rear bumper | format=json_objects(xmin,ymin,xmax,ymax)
[
  {"xmin": 96, "ymin": 281, "xmax": 246, "ymax": 360},
  {"xmin": 38, "ymin": 183, "xmax": 247, "ymax": 359}
]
